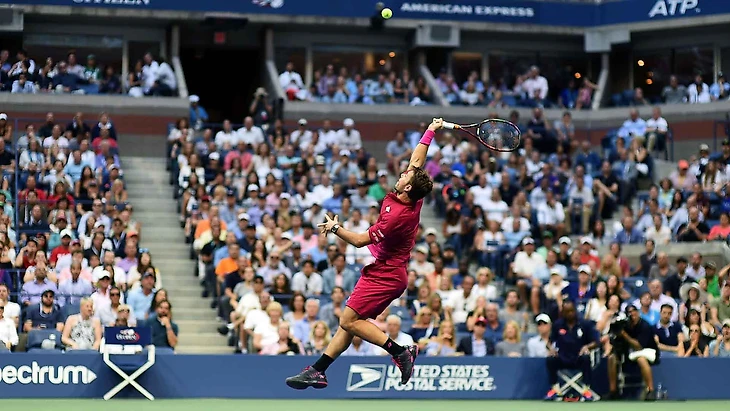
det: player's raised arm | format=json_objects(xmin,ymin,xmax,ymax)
[
  {"xmin": 318, "ymin": 214, "xmax": 371, "ymax": 248},
  {"xmin": 408, "ymin": 118, "xmax": 443, "ymax": 170}
]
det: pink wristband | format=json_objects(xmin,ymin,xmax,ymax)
[{"xmin": 419, "ymin": 130, "xmax": 435, "ymax": 146}]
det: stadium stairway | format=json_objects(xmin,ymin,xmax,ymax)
[{"xmin": 122, "ymin": 156, "xmax": 230, "ymax": 354}]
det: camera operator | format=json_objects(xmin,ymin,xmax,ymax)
[
  {"xmin": 545, "ymin": 300, "xmax": 599, "ymax": 401},
  {"xmin": 607, "ymin": 305, "xmax": 659, "ymax": 400}
]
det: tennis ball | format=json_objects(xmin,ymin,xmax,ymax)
[{"xmin": 381, "ymin": 8, "xmax": 393, "ymax": 19}]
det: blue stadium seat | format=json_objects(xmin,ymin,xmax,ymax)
[
  {"xmin": 66, "ymin": 350, "xmax": 100, "ymax": 354},
  {"xmin": 62, "ymin": 303, "xmax": 81, "ymax": 319},
  {"xmin": 155, "ymin": 347, "xmax": 176, "ymax": 355},
  {"xmin": 26, "ymin": 348, "xmax": 64, "ymax": 354},
  {"xmin": 26, "ymin": 329, "xmax": 64, "ymax": 351},
  {"xmin": 390, "ymin": 306, "xmax": 410, "ymax": 319}
]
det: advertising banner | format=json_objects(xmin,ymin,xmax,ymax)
[
  {"xmin": 1, "ymin": 0, "xmax": 727, "ymax": 27},
  {"xmin": 0, "ymin": 353, "xmax": 729, "ymax": 399}
]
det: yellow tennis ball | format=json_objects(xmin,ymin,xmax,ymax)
[{"xmin": 381, "ymin": 8, "xmax": 393, "ymax": 19}]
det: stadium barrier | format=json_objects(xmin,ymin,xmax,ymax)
[{"xmin": 0, "ymin": 354, "xmax": 727, "ymax": 400}]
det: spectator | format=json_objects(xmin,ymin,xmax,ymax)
[
  {"xmin": 544, "ymin": 300, "xmax": 598, "ymax": 401},
  {"xmin": 280, "ymin": 62, "xmax": 305, "ymax": 100},
  {"xmin": 0, "ymin": 299, "xmax": 18, "ymax": 350},
  {"xmin": 336, "ymin": 118, "xmax": 362, "ymax": 151},
  {"xmin": 374, "ymin": 314, "xmax": 414, "ymax": 356},
  {"xmin": 23, "ymin": 289, "xmax": 64, "ymax": 332},
  {"xmin": 495, "ymin": 321, "xmax": 527, "ymax": 357},
  {"xmin": 527, "ymin": 314, "xmax": 552, "ymax": 357},
  {"xmin": 148, "ymin": 299, "xmax": 178, "ymax": 349},
  {"xmin": 0, "ymin": 284, "xmax": 20, "ymax": 326},
  {"xmin": 709, "ymin": 319, "xmax": 730, "ymax": 357},
  {"xmin": 709, "ymin": 280, "xmax": 730, "ymax": 329},
  {"xmin": 456, "ymin": 316, "xmax": 495, "ymax": 357},
  {"xmin": 21, "ymin": 267, "xmax": 58, "ymax": 306},
  {"xmin": 522, "ymin": 66, "xmax": 549, "ymax": 103},
  {"xmin": 291, "ymin": 260, "xmax": 323, "ymax": 296},
  {"xmin": 341, "ymin": 335, "xmax": 376, "ymax": 356},
  {"xmin": 637, "ymin": 279, "xmax": 678, "ymax": 322},
  {"xmin": 61, "ymin": 297, "xmax": 102, "ymax": 351},
  {"xmin": 127, "ymin": 272, "xmax": 156, "ymax": 321},
  {"xmin": 676, "ymin": 206, "xmax": 709, "ymax": 242},
  {"xmin": 688, "ymin": 74, "xmax": 711, "ymax": 104},
  {"xmin": 662, "ymin": 75, "xmax": 688, "ymax": 104},
  {"xmin": 319, "ymin": 286, "xmax": 346, "ymax": 332},
  {"xmin": 654, "ymin": 303, "xmax": 684, "ymax": 355}
]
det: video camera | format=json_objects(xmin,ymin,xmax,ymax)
[{"xmin": 608, "ymin": 312, "xmax": 630, "ymax": 358}]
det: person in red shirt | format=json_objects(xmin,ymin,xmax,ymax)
[
  {"xmin": 15, "ymin": 237, "xmax": 39, "ymax": 269},
  {"xmin": 17, "ymin": 175, "xmax": 48, "ymax": 202},
  {"xmin": 578, "ymin": 237, "xmax": 601, "ymax": 267},
  {"xmin": 286, "ymin": 118, "xmax": 443, "ymax": 390},
  {"xmin": 91, "ymin": 128, "xmax": 118, "ymax": 154},
  {"xmin": 50, "ymin": 229, "xmax": 74, "ymax": 266}
]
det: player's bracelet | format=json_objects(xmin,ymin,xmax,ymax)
[
  {"xmin": 419, "ymin": 130, "xmax": 435, "ymax": 146},
  {"xmin": 331, "ymin": 224, "xmax": 340, "ymax": 234}
]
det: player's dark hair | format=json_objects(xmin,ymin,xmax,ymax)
[{"xmin": 407, "ymin": 167, "xmax": 433, "ymax": 201}]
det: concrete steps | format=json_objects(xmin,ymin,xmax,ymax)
[{"xmin": 122, "ymin": 154, "xmax": 224, "ymax": 354}]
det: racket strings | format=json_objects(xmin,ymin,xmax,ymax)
[{"xmin": 478, "ymin": 121, "xmax": 520, "ymax": 151}]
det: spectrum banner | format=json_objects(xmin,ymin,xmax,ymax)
[
  {"xmin": 1, "ymin": 0, "xmax": 727, "ymax": 27},
  {"xmin": 0, "ymin": 354, "xmax": 728, "ymax": 399}
]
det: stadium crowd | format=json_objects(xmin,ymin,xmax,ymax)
[
  {"xmin": 0, "ymin": 49, "xmax": 177, "ymax": 97},
  {"xmin": 166, "ymin": 87, "xmax": 730, "ymax": 371},
  {"xmin": 0, "ymin": 110, "xmax": 178, "ymax": 353}
]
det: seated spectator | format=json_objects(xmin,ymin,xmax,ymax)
[
  {"xmin": 545, "ymin": 300, "xmax": 598, "ymax": 401},
  {"xmin": 303, "ymin": 320, "xmax": 331, "ymax": 356},
  {"xmin": 147, "ymin": 299, "xmax": 178, "ymax": 349},
  {"xmin": 0, "ymin": 299, "xmax": 18, "ymax": 350},
  {"xmin": 127, "ymin": 272, "xmax": 156, "ymax": 321},
  {"xmin": 61, "ymin": 297, "xmax": 102, "ymax": 351},
  {"xmin": 709, "ymin": 280, "xmax": 730, "ymax": 329},
  {"xmin": 456, "ymin": 316, "xmax": 495, "ymax": 357},
  {"xmin": 291, "ymin": 298, "xmax": 319, "ymax": 344},
  {"xmin": 21, "ymin": 266, "xmax": 57, "ymax": 306},
  {"xmin": 495, "ymin": 321, "xmax": 527, "ymax": 357},
  {"xmin": 617, "ymin": 109, "xmax": 646, "ymax": 147},
  {"xmin": 260, "ymin": 320, "xmax": 301, "ymax": 355},
  {"xmin": 57, "ymin": 261, "xmax": 93, "ymax": 307},
  {"xmin": 408, "ymin": 306, "xmax": 439, "ymax": 341},
  {"xmin": 662, "ymin": 75, "xmax": 688, "ymax": 104},
  {"xmin": 676, "ymin": 206, "xmax": 709, "ymax": 242},
  {"xmin": 654, "ymin": 303, "xmax": 683, "ymax": 355},
  {"xmin": 708, "ymin": 212, "xmax": 730, "ymax": 241},
  {"xmin": 688, "ymin": 74, "xmax": 711, "ymax": 104},
  {"xmin": 644, "ymin": 107, "xmax": 668, "ymax": 153},
  {"xmin": 637, "ymin": 292, "xmax": 660, "ymax": 326},
  {"xmin": 0, "ymin": 284, "xmax": 20, "ymax": 327},
  {"xmin": 613, "ymin": 216, "xmax": 644, "ymax": 244},
  {"xmin": 709, "ymin": 319, "xmax": 730, "ymax": 357},
  {"xmin": 23, "ymin": 289, "xmax": 64, "ymax": 333},
  {"xmin": 424, "ymin": 319, "xmax": 459, "ymax": 356},
  {"xmin": 678, "ymin": 323, "xmax": 709, "ymax": 357},
  {"xmin": 373, "ymin": 314, "xmax": 414, "ymax": 356},
  {"xmin": 341, "ymin": 335, "xmax": 376, "ymax": 356}
]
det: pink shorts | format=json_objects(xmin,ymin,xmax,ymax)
[{"xmin": 346, "ymin": 260, "xmax": 408, "ymax": 319}]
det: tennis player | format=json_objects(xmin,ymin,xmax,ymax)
[{"xmin": 285, "ymin": 118, "xmax": 443, "ymax": 390}]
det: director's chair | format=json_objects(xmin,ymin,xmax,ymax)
[
  {"xmin": 101, "ymin": 326, "xmax": 156, "ymax": 401},
  {"xmin": 555, "ymin": 349, "xmax": 601, "ymax": 401}
]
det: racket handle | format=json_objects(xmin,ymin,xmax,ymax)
[{"xmin": 442, "ymin": 121, "xmax": 457, "ymax": 130}]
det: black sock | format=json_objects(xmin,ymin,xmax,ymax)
[
  {"xmin": 382, "ymin": 338, "xmax": 406, "ymax": 356},
  {"xmin": 312, "ymin": 354, "xmax": 334, "ymax": 373}
]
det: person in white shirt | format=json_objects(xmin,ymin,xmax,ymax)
[
  {"xmin": 318, "ymin": 120, "xmax": 339, "ymax": 150},
  {"xmin": 141, "ymin": 52, "xmax": 160, "ymax": 94},
  {"xmin": 374, "ymin": 315, "xmax": 414, "ymax": 356},
  {"xmin": 335, "ymin": 118, "xmax": 362, "ymax": 151},
  {"xmin": 237, "ymin": 116, "xmax": 265, "ymax": 146},
  {"xmin": 566, "ymin": 176, "xmax": 594, "ymax": 235},
  {"xmin": 501, "ymin": 205, "xmax": 531, "ymax": 233},
  {"xmin": 290, "ymin": 260, "xmax": 323, "ymax": 296},
  {"xmin": 482, "ymin": 189, "xmax": 509, "ymax": 223},
  {"xmin": 526, "ymin": 314, "xmax": 552, "ymax": 357},
  {"xmin": 0, "ymin": 300, "xmax": 18, "ymax": 350},
  {"xmin": 279, "ymin": 62, "xmax": 305, "ymax": 99},
  {"xmin": 644, "ymin": 107, "xmax": 668, "ymax": 152},
  {"xmin": 311, "ymin": 174, "xmax": 334, "ymax": 205},
  {"xmin": 152, "ymin": 58, "xmax": 177, "ymax": 95},
  {"xmin": 617, "ymin": 109, "xmax": 647, "ymax": 142},
  {"xmin": 214, "ymin": 119, "xmax": 238, "ymax": 148},
  {"xmin": 688, "ymin": 74, "xmax": 711, "ymax": 104},
  {"xmin": 341, "ymin": 335, "xmax": 376, "ymax": 356},
  {"xmin": 537, "ymin": 190, "xmax": 565, "ymax": 234},
  {"xmin": 43, "ymin": 125, "xmax": 69, "ymax": 150},
  {"xmin": 511, "ymin": 237, "xmax": 547, "ymax": 287},
  {"xmin": 408, "ymin": 246, "xmax": 435, "ymax": 277},
  {"xmin": 290, "ymin": 119, "xmax": 313, "ymax": 151},
  {"xmin": 470, "ymin": 174, "xmax": 492, "ymax": 209},
  {"xmin": 447, "ymin": 275, "xmax": 478, "ymax": 324},
  {"xmin": 0, "ymin": 284, "xmax": 20, "ymax": 326},
  {"xmin": 522, "ymin": 66, "xmax": 549, "ymax": 101},
  {"xmin": 473, "ymin": 268, "xmax": 499, "ymax": 301}
]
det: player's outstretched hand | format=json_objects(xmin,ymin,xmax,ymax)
[
  {"xmin": 428, "ymin": 118, "xmax": 444, "ymax": 131},
  {"xmin": 318, "ymin": 214, "xmax": 340, "ymax": 234}
]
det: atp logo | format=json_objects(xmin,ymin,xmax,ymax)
[{"xmin": 346, "ymin": 365, "xmax": 386, "ymax": 392}]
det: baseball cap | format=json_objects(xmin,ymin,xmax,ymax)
[
  {"xmin": 443, "ymin": 243, "xmax": 456, "ymax": 251},
  {"xmin": 550, "ymin": 269, "xmax": 562, "ymax": 277},
  {"xmin": 42, "ymin": 289, "xmax": 55, "ymax": 297},
  {"xmin": 253, "ymin": 275, "xmax": 265, "ymax": 283},
  {"xmin": 280, "ymin": 193, "xmax": 291, "ymax": 201},
  {"xmin": 281, "ymin": 232, "xmax": 292, "ymax": 240},
  {"xmin": 578, "ymin": 264, "xmax": 592, "ymax": 275},
  {"xmin": 722, "ymin": 319, "xmax": 730, "ymax": 328},
  {"xmin": 723, "ymin": 139, "xmax": 730, "ymax": 146},
  {"xmin": 189, "ymin": 95, "xmax": 200, "ymax": 103},
  {"xmin": 678, "ymin": 160, "xmax": 689, "ymax": 169},
  {"xmin": 676, "ymin": 256, "xmax": 688, "ymax": 264},
  {"xmin": 128, "ymin": 230, "xmax": 139, "ymax": 237},
  {"xmin": 536, "ymin": 313, "xmax": 552, "ymax": 324},
  {"xmin": 298, "ymin": 118, "xmax": 308, "ymax": 126},
  {"xmin": 56, "ymin": 212, "xmax": 67, "ymax": 221},
  {"xmin": 343, "ymin": 118, "xmax": 355, "ymax": 127},
  {"xmin": 452, "ymin": 170, "xmax": 463, "ymax": 178},
  {"xmin": 291, "ymin": 241, "xmax": 302, "ymax": 249},
  {"xmin": 247, "ymin": 184, "xmax": 259, "ymax": 192},
  {"xmin": 424, "ymin": 228, "xmax": 438, "ymax": 236},
  {"xmin": 522, "ymin": 237, "xmax": 535, "ymax": 246},
  {"xmin": 226, "ymin": 189, "xmax": 235, "ymax": 196},
  {"xmin": 93, "ymin": 221, "xmax": 106, "ymax": 229},
  {"xmin": 699, "ymin": 144, "xmax": 710, "ymax": 152},
  {"xmin": 142, "ymin": 271, "xmax": 156, "ymax": 280},
  {"xmin": 415, "ymin": 245, "xmax": 428, "ymax": 254},
  {"xmin": 475, "ymin": 317, "xmax": 487, "ymax": 326},
  {"xmin": 558, "ymin": 236, "xmax": 572, "ymax": 246},
  {"xmin": 542, "ymin": 230, "xmax": 553, "ymax": 239},
  {"xmin": 93, "ymin": 269, "xmax": 112, "ymax": 282},
  {"xmin": 316, "ymin": 155, "xmax": 326, "ymax": 165},
  {"xmin": 208, "ymin": 152, "xmax": 220, "ymax": 161},
  {"xmin": 378, "ymin": 170, "xmax": 388, "ymax": 178},
  {"xmin": 70, "ymin": 239, "xmax": 81, "ymax": 246},
  {"xmin": 339, "ymin": 149, "xmax": 351, "ymax": 157},
  {"xmin": 440, "ymin": 159, "xmax": 451, "ymax": 165},
  {"xmin": 580, "ymin": 236, "xmax": 593, "ymax": 245},
  {"xmin": 201, "ymin": 196, "xmax": 211, "ymax": 202},
  {"xmin": 60, "ymin": 229, "xmax": 74, "ymax": 239},
  {"xmin": 0, "ymin": 113, "xmax": 7, "ymax": 121},
  {"xmin": 238, "ymin": 213, "xmax": 250, "ymax": 221},
  {"xmin": 704, "ymin": 261, "xmax": 717, "ymax": 269}
]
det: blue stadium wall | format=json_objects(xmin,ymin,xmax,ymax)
[{"xmin": 0, "ymin": 355, "xmax": 727, "ymax": 399}]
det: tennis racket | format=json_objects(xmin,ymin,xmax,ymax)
[{"xmin": 442, "ymin": 118, "xmax": 521, "ymax": 152}]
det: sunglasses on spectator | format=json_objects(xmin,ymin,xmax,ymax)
[
  {"xmin": 118, "ymin": 308, "xmax": 129, "ymax": 312},
  {"xmin": 110, "ymin": 292, "xmax": 121, "ymax": 297},
  {"xmin": 690, "ymin": 328, "xmax": 700, "ymax": 333}
]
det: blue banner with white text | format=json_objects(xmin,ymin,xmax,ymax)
[
  {"xmin": 0, "ymin": 354, "xmax": 728, "ymax": 399},
  {"xmin": 2, "ymin": 0, "xmax": 728, "ymax": 27}
]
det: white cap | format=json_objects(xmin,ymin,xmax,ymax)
[
  {"xmin": 452, "ymin": 170, "xmax": 463, "ymax": 178},
  {"xmin": 280, "ymin": 193, "xmax": 291, "ymax": 200},
  {"xmin": 377, "ymin": 170, "xmax": 388, "ymax": 177},
  {"xmin": 281, "ymin": 232, "xmax": 292, "ymax": 240},
  {"xmin": 580, "ymin": 236, "xmax": 593, "ymax": 245},
  {"xmin": 60, "ymin": 228, "xmax": 74, "ymax": 239},
  {"xmin": 298, "ymin": 118, "xmax": 308, "ymax": 126},
  {"xmin": 93, "ymin": 221, "xmax": 106, "ymax": 229},
  {"xmin": 238, "ymin": 213, "xmax": 250, "ymax": 221},
  {"xmin": 93, "ymin": 267, "xmax": 112, "ymax": 282},
  {"xmin": 343, "ymin": 118, "xmax": 355, "ymax": 127},
  {"xmin": 439, "ymin": 159, "xmax": 451, "ymax": 165},
  {"xmin": 208, "ymin": 152, "xmax": 220, "ymax": 161},
  {"xmin": 189, "ymin": 95, "xmax": 200, "ymax": 103},
  {"xmin": 536, "ymin": 313, "xmax": 552, "ymax": 324},
  {"xmin": 522, "ymin": 237, "xmax": 535, "ymax": 246},
  {"xmin": 0, "ymin": 113, "xmax": 7, "ymax": 120},
  {"xmin": 339, "ymin": 149, "xmax": 351, "ymax": 157},
  {"xmin": 699, "ymin": 144, "xmax": 710, "ymax": 151},
  {"xmin": 415, "ymin": 245, "xmax": 428, "ymax": 254},
  {"xmin": 578, "ymin": 264, "xmax": 592, "ymax": 275},
  {"xmin": 247, "ymin": 184, "xmax": 259, "ymax": 191},
  {"xmin": 558, "ymin": 236, "xmax": 572, "ymax": 245},
  {"xmin": 424, "ymin": 228, "xmax": 438, "ymax": 236}
]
